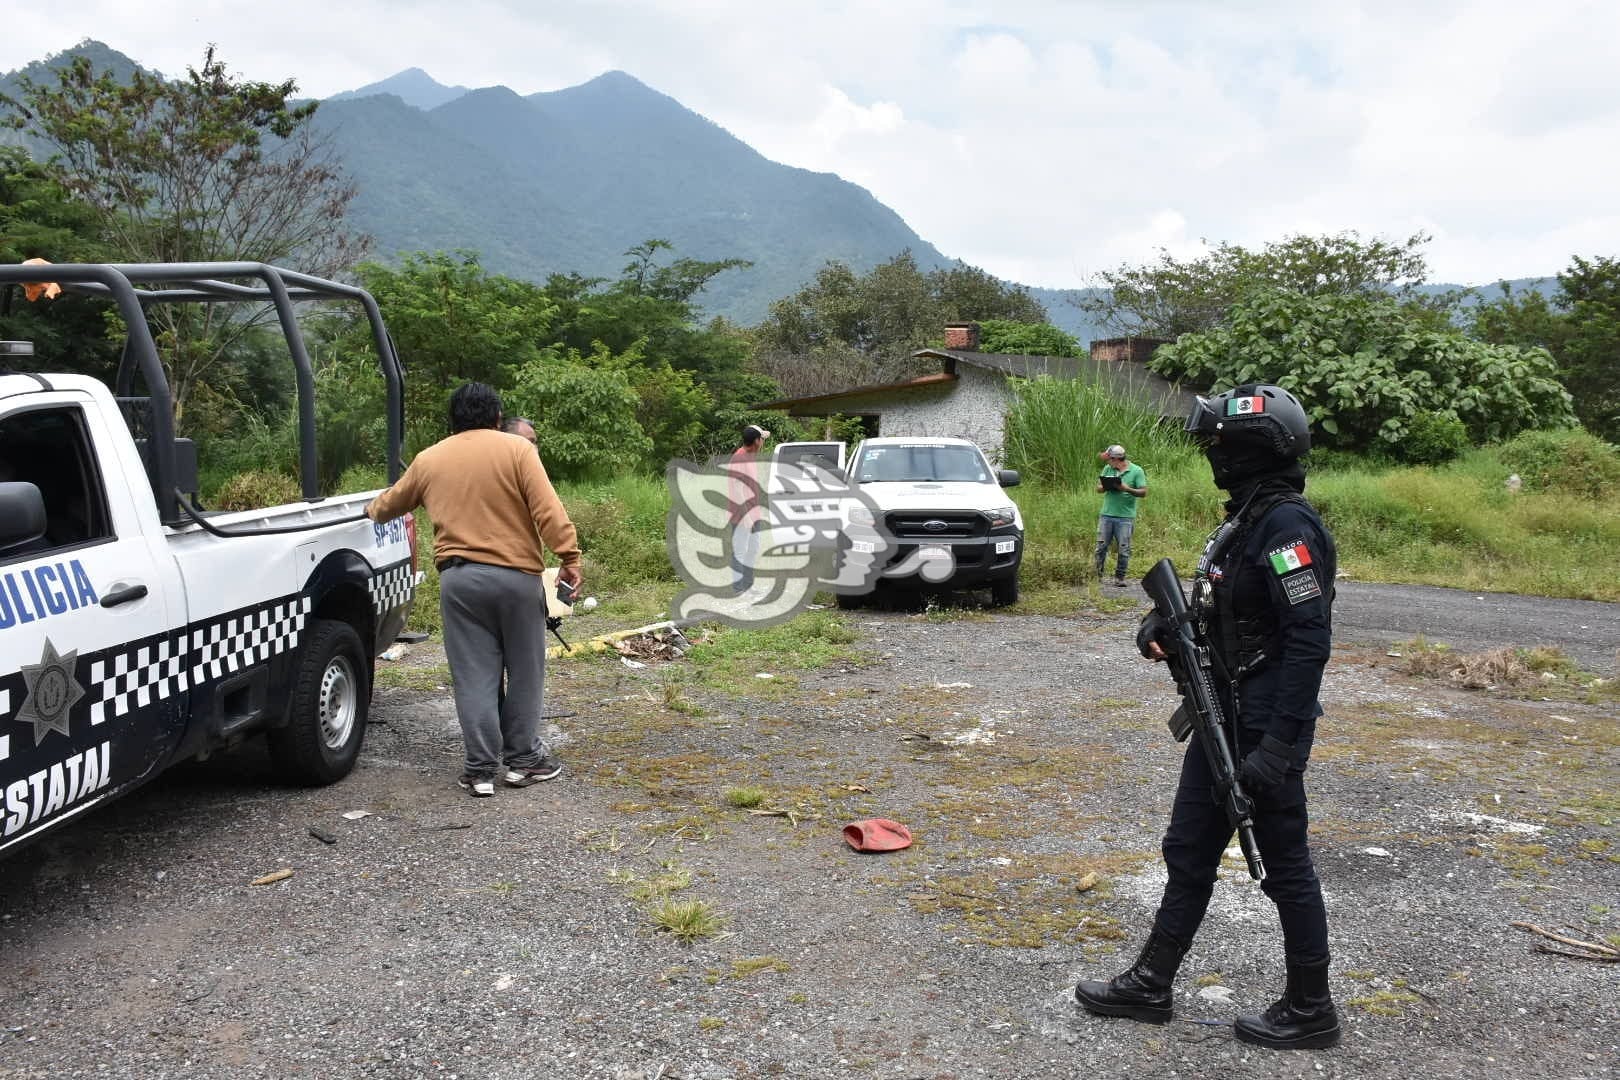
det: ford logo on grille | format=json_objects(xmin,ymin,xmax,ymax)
[{"xmin": 923, "ymin": 519, "xmax": 948, "ymax": 532}]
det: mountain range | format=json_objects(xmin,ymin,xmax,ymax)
[{"xmin": 2, "ymin": 42, "xmax": 1553, "ymax": 342}]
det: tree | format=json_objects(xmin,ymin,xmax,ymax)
[
  {"xmin": 0, "ymin": 146, "xmax": 120, "ymax": 380},
  {"xmin": 341, "ymin": 252, "xmax": 557, "ymax": 446},
  {"xmin": 931, "ymin": 262, "xmax": 1047, "ymax": 324},
  {"xmin": 752, "ymin": 251, "xmax": 1048, "ymax": 397},
  {"xmin": 977, "ymin": 320, "xmax": 1081, "ymax": 358},
  {"xmin": 539, "ymin": 240, "xmax": 764, "ymax": 409},
  {"xmin": 1082, "ymin": 231, "xmax": 1436, "ymax": 339},
  {"xmin": 1473, "ymin": 259, "xmax": 1620, "ymax": 442},
  {"xmin": 1152, "ymin": 288, "xmax": 1574, "ymax": 455},
  {"xmin": 3, "ymin": 45, "xmax": 368, "ymax": 423}
]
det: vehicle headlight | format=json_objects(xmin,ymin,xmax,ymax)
[
  {"xmin": 987, "ymin": 505, "xmax": 1018, "ymax": 529},
  {"xmin": 847, "ymin": 504, "xmax": 876, "ymax": 527}
]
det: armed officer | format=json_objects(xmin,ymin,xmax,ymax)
[{"xmin": 1075, "ymin": 383, "xmax": 1341, "ymax": 1050}]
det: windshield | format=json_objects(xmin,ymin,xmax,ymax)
[{"xmin": 853, "ymin": 444, "xmax": 992, "ymax": 483}]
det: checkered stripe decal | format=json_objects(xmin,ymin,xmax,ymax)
[
  {"xmin": 87, "ymin": 634, "xmax": 190, "ymax": 726},
  {"xmin": 368, "ymin": 562, "xmax": 414, "ymax": 618},
  {"xmin": 190, "ymin": 596, "xmax": 312, "ymax": 685}
]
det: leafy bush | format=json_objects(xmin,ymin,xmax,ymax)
[
  {"xmin": 1399, "ymin": 409, "xmax": 1469, "ymax": 465},
  {"xmin": 977, "ymin": 320, "xmax": 1081, "ymax": 357},
  {"xmin": 506, "ymin": 353, "xmax": 653, "ymax": 480},
  {"xmin": 1150, "ymin": 289, "xmax": 1574, "ymax": 452},
  {"xmin": 1494, "ymin": 428, "xmax": 1620, "ymax": 499},
  {"xmin": 212, "ymin": 469, "xmax": 301, "ymax": 511}
]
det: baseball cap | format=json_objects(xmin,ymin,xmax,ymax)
[
  {"xmin": 842, "ymin": 818, "xmax": 913, "ymax": 853},
  {"xmin": 1105, "ymin": 444, "xmax": 1126, "ymax": 459}
]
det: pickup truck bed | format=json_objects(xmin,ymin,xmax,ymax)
[{"xmin": 0, "ymin": 262, "xmax": 416, "ymax": 857}]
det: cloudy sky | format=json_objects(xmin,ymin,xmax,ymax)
[{"xmin": 4, "ymin": 0, "xmax": 1615, "ymax": 289}]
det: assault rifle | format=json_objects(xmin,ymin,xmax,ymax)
[{"xmin": 1141, "ymin": 558, "xmax": 1266, "ymax": 881}]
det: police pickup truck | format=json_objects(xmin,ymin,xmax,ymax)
[{"xmin": 0, "ymin": 262, "xmax": 417, "ymax": 857}]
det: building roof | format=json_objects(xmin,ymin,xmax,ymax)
[
  {"xmin": 754, "ymin": 370, "xmax": 957, "ymax": 412},
  {"xmin": 752, "ymin": 348, "xmax": 1199, "ymax": 418}
]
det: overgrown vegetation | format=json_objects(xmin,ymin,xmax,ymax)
[{"xmin": 1000, "ymin": 375, "xmax": 1620, "ymax": 601}]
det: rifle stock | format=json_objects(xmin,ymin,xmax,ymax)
[{"xmin": 1141, "ymin": 558, "xmax": 1267, "ymax": 881}]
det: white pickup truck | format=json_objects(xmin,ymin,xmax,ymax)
[
  {"xmin": 0, "ymin": 262, "xmax": 418, "ymax": 857},
  {"xmin": 771, "ymin": 436, "xmax": 1024, "ymax": 606}
]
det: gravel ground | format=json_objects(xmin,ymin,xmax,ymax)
[{"xmin": 1, "ymin": 601, "xmax": 1616, "ymax": 1080}]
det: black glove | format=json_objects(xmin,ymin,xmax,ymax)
[
  {"xmin": 1136, "ymin": 611, "xmax": 1174, "ymax": 659},
  {"xmin": 1239, "ymin": 734, "xmax": 1295, "ymax": 792}
]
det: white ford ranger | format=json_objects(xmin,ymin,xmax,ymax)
[
  {"xmin": 837, "ymin": 436, "xmax": 1024, "ymax": 606},
  {"xmin": 0, "ymin": 262, "xmax": 418, "ymax": 857}
]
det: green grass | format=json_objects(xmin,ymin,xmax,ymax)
[
  {"xmin": 681, "ymin": 609, "xmax": 861, "ymax": 692},
  {"xmin": 1007, "ymin": 430, "xmax": 1620, "ymax": 601},
  {"xmin": 724, "ymin": 786, "xmax": 768, "ymax": 809},
  {"xmin": 648, "ymin": 898, "xmax": 727, "ymax": 942}
]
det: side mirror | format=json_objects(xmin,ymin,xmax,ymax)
[
  {"xmin": 0, "ymin": 481, "xmax": 48, "ymax": 557},
  {"xmin": 997, "ymin": 469, "xmax": 1021, "ymax": 488}
]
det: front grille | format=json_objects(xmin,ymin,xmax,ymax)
[{"xmin": 884, "ymin": 511, "xmax": 987, "ymax": 540}]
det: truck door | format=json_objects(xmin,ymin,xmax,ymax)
[{"xmin": 0, "ymin": 393, "xmax": 182, "ymax": 854}]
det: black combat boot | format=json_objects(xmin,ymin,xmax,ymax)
[
  {"xmin": 1233, "ymin": 957, "xmax": 1341, "ymax": 1049},
  {"xmin": 1073, "ymin": 926, "xmax": 1186, "ymax": 1023}
]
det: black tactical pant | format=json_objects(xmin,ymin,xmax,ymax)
[{"xmin": 1151, "ymin": 732, "xmax": 1330, "ymax": 964}]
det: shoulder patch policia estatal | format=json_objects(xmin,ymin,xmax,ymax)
[{"xmin": 1267, "ymin": 539, "xmax": 1322, "ymax": 605}]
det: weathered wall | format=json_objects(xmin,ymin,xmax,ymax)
[{"xmin": 822, "ymin": 367, "xmax": 1013, "ymax": 462}]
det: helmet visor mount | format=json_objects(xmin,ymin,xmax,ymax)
[{"xmin": 1184, "ymin": 396, "xmax": 1222, "ymax": 447}]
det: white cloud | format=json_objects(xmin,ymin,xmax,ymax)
[{"xmin": 3, "ymin": 1, "xmax": 1617, "ymax": 289}]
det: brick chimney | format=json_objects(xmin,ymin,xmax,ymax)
[{"xmin": 944, "ymin": 321, "xmax": 981, "ymax": 351}]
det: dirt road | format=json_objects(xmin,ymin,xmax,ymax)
[{"xmin": 1, "ymin": 606, "xmax": 1616, "ymax": 1079}]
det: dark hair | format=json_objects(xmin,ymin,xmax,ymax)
[
  {"xmin": 449, "ymin": 382, "xmax": 503, "ymax": 434},
  {"xmin": 742, "ymin": 425, "xmax": 763, "ymax": 446},
  {"xmin": 502, "ymin": 416, "xmax": 534, "ymax": 435}
]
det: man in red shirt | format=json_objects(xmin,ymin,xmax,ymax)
[{"xmin": 728, "ymin": 424, "xmax": 770, "ymax": 591}]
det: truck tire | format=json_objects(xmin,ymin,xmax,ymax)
[
  {"xmin": 990, "ymin": 574, "xmax": 1020, "ymax": 607},
  {"xmin": 269, "ymin": 618, "xmax": 370, "ymax": 785}
]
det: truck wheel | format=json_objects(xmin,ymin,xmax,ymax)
[
  {"xmin": 269, "ymin": 618, "xmax": 369, "ymax": 785},
  {"xmin": 991, "ymin": 574, "xmax": 1020, "ymax": 607}
]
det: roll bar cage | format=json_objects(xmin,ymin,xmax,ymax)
[{"xmin": 0, "ymin": 262, "xmax": 404, "ymax": 527}]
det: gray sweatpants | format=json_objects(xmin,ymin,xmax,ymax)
[{"xmin": 438, "ymin": 561, "xmax": 548, "ymax": 778}]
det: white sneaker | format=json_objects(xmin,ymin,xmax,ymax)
[{"xmin": 457, "ymin": 775, "xmax": 496, "ymax": 798}]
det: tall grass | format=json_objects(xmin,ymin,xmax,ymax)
[
  {"xmin": 1003, "ymin": 374, "xmax": 1203, "ymax": 489},
  {"xmin": 1013, "ymin": 425, "xmax": 1620, "ymax": 601}
]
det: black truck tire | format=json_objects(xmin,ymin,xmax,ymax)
[
  {"xmin": 268, "ymin": 618, "xmax": 370, "ymax": 785},
  {"xmin": 990, "ymin": 573, "xmax": 1020, "ymax": 607}
]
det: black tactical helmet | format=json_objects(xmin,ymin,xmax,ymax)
[{"xmin": 1185, "ymin": 383, "xmax": 1311, "ymax": 459}]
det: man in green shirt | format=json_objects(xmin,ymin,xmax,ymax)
[{"xmin": 1095, "ymin": 444, "xmax": 1148, "ymax": 587}]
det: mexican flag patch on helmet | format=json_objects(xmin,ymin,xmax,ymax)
[
  {"xmin": 1226, "ymin": 395, "xmax": 1265, "ymax": 416},
  {"xmin": 1268, "ymin": 540, "xmax": 1312, "ymax": 574}
]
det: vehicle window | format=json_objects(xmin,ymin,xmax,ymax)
[
  {"xmin": 0, "ymin": 407, "xmax": 113, "ymax": 561},
  {"xmin": 854, "ymin": 445, "xmax": 992, "ymax": 484}
]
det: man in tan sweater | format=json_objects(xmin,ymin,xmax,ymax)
[{"xmin": 367, "ymin": 383, "xmax": 583, "ymax": 798}]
